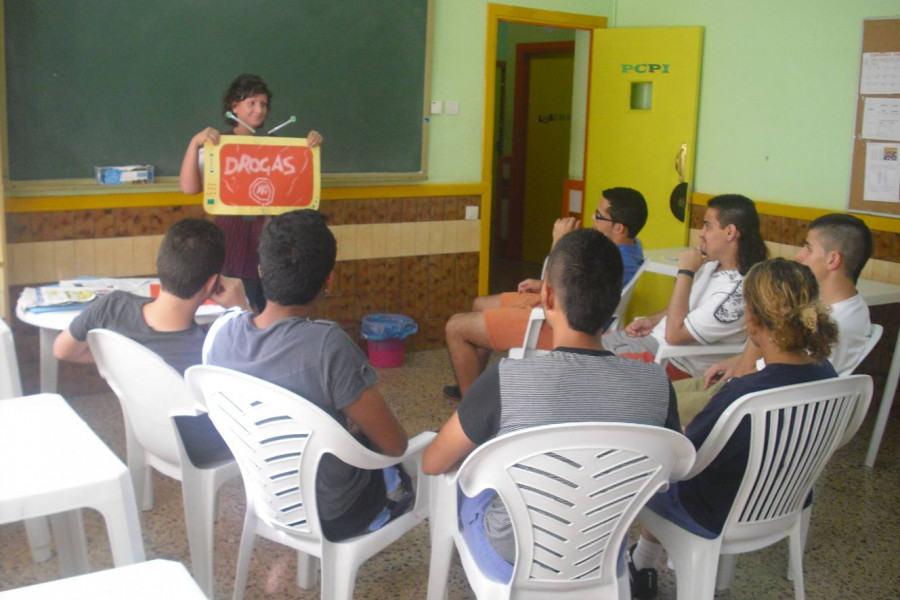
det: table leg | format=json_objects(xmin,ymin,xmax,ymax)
[
  {"xmin": 100, "ymin": 471, "xmax": 146, "ymax": 567},
  {"xmin": 50, "ymin": 509, "xmax": 89, "ymax": 577},
  {"xmin": 865, "ymin": 330, "xmax": 900, "ymax": 468},
  {"xmin": 24, "ymin": 517, "xmax": 53, "ymax": 563},
  {"xmin": 39, "ymin": 326, "xmax": 59, "ymax": 394}
]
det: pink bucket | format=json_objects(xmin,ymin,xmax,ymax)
[{"xmin": 367, "ymin": 338, "xmax": 407, "ymax": 368}]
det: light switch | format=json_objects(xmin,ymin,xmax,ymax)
[
  {"xmin": 465, "ymin": 205, "xmax": 479, "ymax": 220},
  {"xmin": 445, "ymin": 100, "xmax": 459, "ymax": 115},
  {"xmin": 430, "ymin": 100, "xmax": 443, "ymax": 115}
]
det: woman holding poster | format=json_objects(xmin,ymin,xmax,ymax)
[{"xmin": 179, "ymin": 74, "xmax": 322, "ymax": 311}]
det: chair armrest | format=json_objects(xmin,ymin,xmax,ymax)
[
  {"xmin": 401, "ymin": 431, "xmax": 438, "ymax": 460},
  {"xmin": 655, "ymin": 340, "xmax": 746, "ymax": 363},
  {"xmin": 397, "ymin": 431, "xmax": 437, "ymax": 516},
  {"xmin": 508, "ymin": 307, "xmax": 547, "ymax": 360}
]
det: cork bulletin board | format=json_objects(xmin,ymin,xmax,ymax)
[{"xmin": 848, "ymin": 17, "xmax": 900, "ymax": 217}]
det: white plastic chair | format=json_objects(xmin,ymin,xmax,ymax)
[
  {"xmin": 426, "ymin": 422, "xmax": 696, "ymax": 600},
  {"xmin": 0, "ymin": 317, "xmax": 24, "ymax": 399},
  {"xmin": 185, "ymin": 365, "xmax": 436, "ymax": 600},
  {"xmin": 606, "ymin": 262, "xmax": 646, "ymax": 333},
  {"xmin": 87, "ymin": 329, "xmax": 239, "ymax": 598},
  {"xmin": 509, "ymin": 263, "xmax": 647, "ymax": 360},
  {"xmin": 774, "ymin": 322, "xmax": 882, "ymax": 584},
  {"xmin": 639, "ymin": 375, "xmax": 873, "ymax": 600}
]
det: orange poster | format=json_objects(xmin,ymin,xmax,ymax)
[{"xmin": 203, "ymin": 136, "xmax": 321, "ymax": 215}]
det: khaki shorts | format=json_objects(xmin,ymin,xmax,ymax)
[
  {"xmin": 484, "ymin": 292, "xmax": 552, "ymax": 351},
  {"xmin": 673, "ymin": 376, "xmax": 726, "ymax": 427}
]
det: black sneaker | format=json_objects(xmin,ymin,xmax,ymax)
[
  {"xmin": 443, "ymin": 385, "xmax": 461, "ymax": 400},
  {"xmin": 627, "ymin": 544, "xmax": 658, "ymax": 599}
]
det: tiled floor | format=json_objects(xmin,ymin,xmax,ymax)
[{"xmin": 1, "ymin": 348, "xmax": 899, "ymax": 599}]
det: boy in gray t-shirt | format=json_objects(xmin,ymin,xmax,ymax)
[
  {"xmin": 203, "ymin": 210, "xmax": 409, "ymax": 541},
  {"xmin": 54, "ymin": 218, "xmax": 248, "ymax": 374}
]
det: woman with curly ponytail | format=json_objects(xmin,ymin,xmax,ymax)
[
  {"xmin": 628, "ymin": 258, "xmax": 840, "ymax": 593},
  {"xmin": 743, "ymin": 258, "xmax": 838, "ymax": 363}
]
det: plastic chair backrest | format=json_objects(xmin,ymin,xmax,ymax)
[
  {"xmin": 614, "ymin": 263, "xmax": 644, "ymax": 319},
  {"xmin": 88, "ymin": 329, "xmax": 197, "ymax": 466},
  {"xmin": 0, "ymin": 317, "xmax": 24, "ymax": 398},
  {"xmin": 455, "ymin": 422, "xmax": 695, "ymax": 595},
  {"xmin": 688, "ymin": 375, "xmax": 872, "ymax": 547},
  {"xmin": 186, "ymin": 365, "xmax": 403, "ymax": 544},
  {"xmin": 838, "ymin": 323, "xmax": 882, "ymax": 377}
]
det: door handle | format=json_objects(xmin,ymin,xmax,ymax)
[{"xmin": 674, "ymin": 142, "xmax": 687, "ymax": 183}]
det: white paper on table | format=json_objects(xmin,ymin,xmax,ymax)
[
  {"xmin": 862, "ymin": 97, "xmax": 900, "ymax": 141},
  {"xmin": 860, "ymin": 52, "xmax": 900, "ymax": 95},
  {"xmin": 58, "ymin": 278, "xmax": 154, "ymax": 295},
  {"xmin": 863, "ymin": 142, "xmax": 900, "ymax": 203}
]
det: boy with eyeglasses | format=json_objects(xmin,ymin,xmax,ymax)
[{"xmin": 442, "ymin": 187, "xmax": 648, "ymax": 399}]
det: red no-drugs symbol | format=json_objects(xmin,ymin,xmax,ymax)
[{"xmin": 249, "ymin": 178, "xmax": 275, "ymax": 206}]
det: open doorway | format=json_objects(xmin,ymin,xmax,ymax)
[
  {"xmin": 490, "ymin": 25, "xmax": 575, "ymax": 294},
  {"xmin": 484, "ymin": 9, "xmax": 606, "ymax": 295}
]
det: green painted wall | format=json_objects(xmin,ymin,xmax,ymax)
[{"xmin": 427, "ymin": 0, "xmax": 900, "ymax": 212}]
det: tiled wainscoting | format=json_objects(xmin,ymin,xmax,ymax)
[{"xmin": 5, "ymin": 195, "xmax": 482, "ymax": 351}]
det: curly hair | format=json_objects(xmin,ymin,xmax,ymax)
[
  {"xmin": 222, "ymin": 74, "xmax": 272, "ymax": 127},
  {"xmin": 743, "ymin": 258, "xmax": 837, "ymax": 362},
  {"xmin": 707, "ymin": 194, "xmax": 768, "ymax": 275},
  {"xmin": 258, "ymin": 210, "xmax": 336, "ymax": 306}
]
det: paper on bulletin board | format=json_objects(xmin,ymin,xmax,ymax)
[
  {"xmin": 860, "ymin": 52, "xmax": 900, "ymax": 95},
  {"xmin": 863, "ymin": 142, "xmax": 900, "ymax": 203},
  {"xmin": 203, "ymin": 136, "xmax": 320, "ymax": 215},
  {"xmin": 862, "ymin": 97, "xmax": 900, "ymax": 141}
]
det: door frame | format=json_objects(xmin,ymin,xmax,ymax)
[
  {"xmin": 480, "ymin": 4, "xmax": 607, "ymax": 294},
  {"xmin": 507, "ymin": 41, "xmax": 575, "ymax": 261}
]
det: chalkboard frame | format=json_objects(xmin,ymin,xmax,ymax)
[{"xmin": 0, "ymin": 0, "xmax": 433, "ymax": 197}]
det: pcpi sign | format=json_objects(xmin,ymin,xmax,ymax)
[{"xmin": 621, "ymin": 64, "xmax": 670, "ymax": 74}]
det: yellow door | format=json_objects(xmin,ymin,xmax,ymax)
[
  {"xmin": 521, "ymin": 52, "xmax": 574, "ymax": 264},
  {"xmin": 584, "ymin": 27, "xmax": 703, "ymax": 317}
]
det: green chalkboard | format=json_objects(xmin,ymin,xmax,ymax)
[{"xmin": 3, "ymin": 0, "xmax": 429, "ymax": 181}]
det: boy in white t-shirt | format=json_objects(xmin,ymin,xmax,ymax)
[{"xmin": 603, "ymin": 194, "xmax": 768, "ymax": 379}]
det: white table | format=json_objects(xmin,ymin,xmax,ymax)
[
  {"xmin": 0, "ymin": 560, "xmax": 206, "ymax": 599},
  {"xmin": 0, "ymin": 394, "xmax": 145, "ymax": 577},
  {"xmin": 643, "ymin": 247, "xmax": 900, "ymax": 468},
  {"xmin": 15, "ymin": 280, "xmax": 224, "ymax": 394}
]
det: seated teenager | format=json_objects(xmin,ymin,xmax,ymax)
[
  {"xmin": 443, "ymin": 186, "xmax": 649, "ymax": 399},
  {"xmin": 603, "ymin": 194, "xmax": 768, "ymax": 381},
  {"xmin": 424, "ymin": 228, "xmax": 680, "ymax": 582},
  {"xmin": 53, "ymin": 218, "xmax": 249, "ymax": 374},
  {"xmin": 202, "ymin": 209, "xmax": 411, "ymax": 541},
  {"xmin": 627, "ymin": 258, "xmax": 838, "ymax": 599},
  {"xmin": 675, "ymin": 213, "xmax": 874, "ymax": 424}
]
